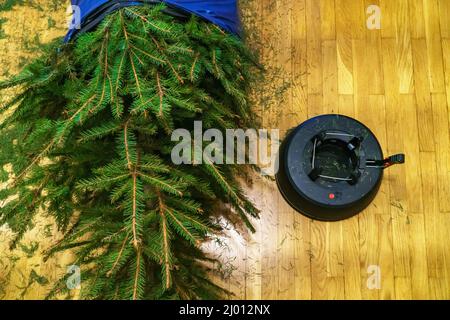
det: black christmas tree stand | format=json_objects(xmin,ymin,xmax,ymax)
[{"xmin": 276, "ymin": 114, "xmax": 405, "ymax": 221}]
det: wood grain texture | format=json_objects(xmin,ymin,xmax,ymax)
[
  {"xmin": 0, "ymin": 1, "xmax": 77, "ymax": 300},
  {"xmin": 232, "ymin": 0, "xmax": 450, "ymax": 300}
]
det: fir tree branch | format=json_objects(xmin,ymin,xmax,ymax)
[
  {"xmin": 138, "ymin": 172, "xmax": 183, "ymax": 196},
  {"xmin": 11, "ymin": 141, "xmax": 54, "ymax": 186},
  {"xmin": 123, "ymin": 121, "xmax": 133, "ymax": 170},
  {"xmin": 121, "ymin": 12, "xmax": 143, "ymax": 99},
  {"xmin": 150, "ymin": 34, "xmax": 184, "ymax": 84},
  {"xmin": 156, "ymin": 71, "xmax": 164, "ymax": 117},
  {"xmin": 203, "ymin": 157, "xmax": 242, "ymax": 207},
  {"xmin": 100, "ymin": 32, "xmax": 110, "ymax": 76},
  {"xmin": 212, "ymin": 24, "xmax": 226, "ymax": 36},
  {"xmin": 133, "ymin": 247, "xmax": 142, "ymax": 300},
  {"xmin": 107, "ymin": 232, "xmax": 129, "ymax": 277},
  {"xmin": 212, "ymin": 50, "xmax": 220, "ymax": 76},
  {"xmin": 130, "ymin": 49, "xmax": 145, "ymax": 66},
  {"xmin": 129, "ymin": 52, "xmax": 142, "ymax": 98},
  {"xmin": 129, "ymin": 43, "xmax": 165, "ymax": 64},
  {"xmin": 0, "ymin": 6, "xmax": 258, "ymax": 299},
  {"xmin": 175, "ymin": 211, "xmax": 209, "ymax": 233},
  {"xmin": 190, "ymin": 53, "xmax": 200, "ymax": 82},
  {"xmin": 88, "ymin": 78, "xmax": 107, "ymax": 117},
  {"xmin": 77, "ymin": 173, "xmax": 130, "ymax": 190},
  {"xmin": 157, "ymin": 192, "xmax": 172, "ymax": 290},
  {"xmin": 127, "ymin": 32, "xmax": 150, "ymax": 43},
  {"xmin": 114, "ymin": 50, "xmax": 127, "ymax": 93},
  {"xmin": 67, "ymin": 94, "xmax": 97, "ymax": 124},
  {"xmin": 165, "ymin": 207, "xmax": 200, "ymax": 247},
  {"xmin": 123, "ymin": 120, "xmax": 140, "ymax": 250},
  {"xmin": 131, "ymin": 168, "xmax": 139, "ymax": 249},
  {"xmin": 101, "ymin": 34, "xmax": 114, "ymax": 103},
  {"xmin": 203, "ymin": 158, "xmax": 255, "ymax": 232},
  {"xmin": 124, "ymin": 8, "xmax": 172, "ymax": 33},
  {"xmin": 44, "ymin": 218, "xmax": 102, "ymax": 259}
]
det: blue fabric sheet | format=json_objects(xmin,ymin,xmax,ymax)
[{"xmin": 65, "ymin": 0, "xmax": 241, "ymax": 42}]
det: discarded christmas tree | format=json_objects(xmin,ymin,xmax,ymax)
[{"xmin": 0, "ymin": 4, "xmax": 258, "ymax": 299}]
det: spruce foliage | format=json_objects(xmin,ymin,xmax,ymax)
[{"xmin": 0, "ymin": 5, "xmax": 258, "ymax": 299}]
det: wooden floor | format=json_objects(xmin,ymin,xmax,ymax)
[
  {"xmin": 1, "ymin": 0, "xmax": 450, "ymax": 300},
  {"xmin": 218, "ymin": 0, "xmax": 450, "ymax": 300},
  {"xmin": 0, "ymin": 2, "xmax": 73, "ymax": 300}
]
